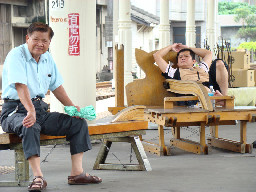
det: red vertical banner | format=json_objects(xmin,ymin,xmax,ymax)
[{"xmin": 68, "ymin": 13, "xmax": 80, "ymax": 56}]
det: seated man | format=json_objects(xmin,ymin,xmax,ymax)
[
  {"xmin": 0, "ymin": 22, "xmax": 102, "ymax": 191},
  {"xmin": 153, "ymin": 43, "xmax": 229, "ymax": 101}
]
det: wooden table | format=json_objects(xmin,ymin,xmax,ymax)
[{"xmin": 143, "ymin": 106, "xmax": 256, "ymax": 156}]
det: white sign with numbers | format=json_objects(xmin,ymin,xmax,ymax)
[{"xmin": 50, "ymin": 0, "xmax": 65, "ymax": 10}]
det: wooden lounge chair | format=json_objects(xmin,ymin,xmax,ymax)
[{"xmin": 111, "ymin": 46, "xmax": 255, "ymax": 156}]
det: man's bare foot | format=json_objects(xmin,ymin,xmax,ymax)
[
  {"xmin": 214, "ymin": 90, "xmax": 225, "ymax": 106},
  {"xmin": 214, "ymin": 90, "xmax": 223, "ymax": 96},
  {"xmin": 68, "ymin": 172, "xmax": 102, "ymax": 185}
]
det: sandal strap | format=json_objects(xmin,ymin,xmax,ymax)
[
  {"xmin": 29, "ymin": 176, "xmax": 46, "ymax": 189},
  {"xmin": 34, "ymin": 176, "xmax": 44, "ymax": 180}
]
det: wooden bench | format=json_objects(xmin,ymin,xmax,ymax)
[{"xmin": 0, "ymin": 106, "xmax": 152, "ymax": 187}]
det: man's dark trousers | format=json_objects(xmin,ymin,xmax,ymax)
[{"xmin": 1, "ymin": 99, "xmax": 92, "ymax": 159}]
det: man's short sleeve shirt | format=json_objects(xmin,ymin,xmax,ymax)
[
  {"xmin": 2, "ymin": 43, "xmax": 64, "ymax": 100},
  {"xmin": 164, "ymin": 61, "xmax": 209, "ymax": 79}
]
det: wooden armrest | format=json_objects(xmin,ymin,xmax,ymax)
[
  {"xmin": 164, "ymin": 95, "xmax": 235, "ymax": 109},
  {"xmin": 166, "ymin": 79, "xmax": 213, "ymax": 111}
]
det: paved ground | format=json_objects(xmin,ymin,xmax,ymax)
[
  {"xmin": 1, "ymin": 97, "xmax": 256, "ymax": 192},
  {"xmin": 1, "ymin": 123, "xmax": 256, "ymax": 192}
]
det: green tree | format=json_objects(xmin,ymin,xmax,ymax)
[
  {"xmin": 234, "ymin": 7, "xmax": 256, "ymax": 41},
  {"xmin": 218, "ymin": 2, "xmax": 256, "ymax": 15},
  {"xmin": 237, "ymin": 42, "xmax": 256, "ymax": 51}
]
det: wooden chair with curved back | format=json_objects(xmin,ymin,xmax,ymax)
[{"xmin": 125, "ymin": 48, "xmax": 178, "ymax": 107}]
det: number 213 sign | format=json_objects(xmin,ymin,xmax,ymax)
[{"xmin": 51, "ymin": 0, "xmax": 65, "ymax": 9}]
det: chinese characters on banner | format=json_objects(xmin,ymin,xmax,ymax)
[{"xmin": 68, "ymin": 13, "xmax": 80, "ymax": 56}]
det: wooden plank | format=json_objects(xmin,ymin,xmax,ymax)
[
  {"xmin": 208, "ymin": 120, "xmax": 236, "ymax": 126},
  {"xmin": 15, "ymin": 149, "xmax": 29, "ymax": 181},
  {"xmin": 97, "ymin": 164, "xmax": 142, "ymax": 171},
  {"xmin": 146, "ymin": 110, "xmax": 256, "ymax": 123},
  {"xmin": 164, "ymin": 98, "xmax": 174, "ymax": 109},
  {"xmin": 165, "ymin": 96, "xmax": 235, "ymax": 101},
  {"xmin": 89, "ymin": 121, "xmax": 148, "ymax": 135},
  {"xmin": 165, "ymin": 96, "xmax": 199, "ymax": 101},
  {"xmin": 90, "ymin": 130, "xmax": 146, "ymax": 140},
  {"xmin": 0, "ymin": 121, "xmax": 148, "ymax": 144},
  {"xmin": 170, "ymin": 138, "xmax": 208, "ymax": 155},
  {"xmin": 133, "ymin": 136, "xmax": 152, "ymax": 171},
  {"xmin": 158, "ymin": 125, "xmax": 168, "ymax": 155},
  {"xmin": 224, "ymin": 97, "xmax": 235, "ymax": 109},
  {"xmin": 209, "ymin": 111, "xmax": 256, "ymax": 121},
  {"xmin": 147, "ymin": 120, "xmax": 234, "ymax": 128},
  {"xmin": 114, "ymin": 44, "xmax": 124, "ymax": 107},
  {"xmin": 164, "ymin": 96, "xmax": 234, "ymax": 110},
  {"xmin": 0, "ymin": 133, "xmax": 22, "ymax": 144},
  {"xmin": 200, "ymin": 123, "xmax": 206, "ymax": 147},
  {"xmin": 0, "ymin": 181, "xmax": 29, "ymax": 187},
  {"xmin": 93, "ymin": 140, "xmax": 112, "ymax": 170},
  {"xmin": 39, "ymin": 135, "xmax": 65, "ymax": 140},
  {"xmin": 2, "ymin": 130, "xmax": 146, "ymax": 147},
  {"xmin": 245, "ymin": 144, "xmax": 253, "ymax": 154},
  {"xmin": 173, "ymin": 126, "xmax": 180, "ymax": 139},
  {"xmin": 147, "ymin": 107, "xmax": 208, "ymax": 114},
  {"xmin": 240, "ymin": 121, "xmax": 247, "ymax": 144},
  {"xmin": 108, "ymin": 106, "xmax": 126, "ymax": 115},
  {"xmin": 210, "ymin": 125, "xmax": 218, "ymax": 137},
  {"xmin": 162, "ymin": 113, "xmax": 210, "ymax": 123},
  {"xmin": 141, "ymin": 140, "xmax": 164, "ymax": 156},
  {"xmin": 207, "ymin": 137, "xmax": 245, "ymax": 153},
  {"xmin": 165, "ymin": 96, "xmax": 234, "ymax": 108}
]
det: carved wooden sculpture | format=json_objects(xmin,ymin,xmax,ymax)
[
  {"xmin": 112, "ymin": 105, "xmax": 146, "ymax": 122},
  {"xmin": 125, "ymin": 49, "xmax": 177, "ymax": 106}
]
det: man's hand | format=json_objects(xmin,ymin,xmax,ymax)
[
  {"xmin": 23, "ymin": 110, "xmax": 36, "ymax": 128},
  {"xmin": 75, "ymin": 105, "xmax": 81, "ymax": 112},
  {"xmin": 176, "ymin": 44, "xmax": 189, "ymax": 51},
  {"xmin": 170, "ymin": 43, "xmax": 189, "ymax": 52},
  {"xmin": 74, "ymin": 105, "xmax": 83, "ymax": 119},
  {"xmin": 15, "ymin": 83, "xmax": 36, "ymax": 128},
  {"xmin": 170, "ymin": 43, "xmax": 182, "ymax": 52}
]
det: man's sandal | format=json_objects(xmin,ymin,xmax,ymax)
[
  {"xmin": 28, "ymin": 176, "xmax": 47, "ymax": 191},
  {"xmin": 68, "ymin": 172, "xmax": 102, "ymax": 185}
]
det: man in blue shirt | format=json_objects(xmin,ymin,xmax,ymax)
[{"xmin": 1, "ymin": 22, "xmax": 102, "ymax": 191}]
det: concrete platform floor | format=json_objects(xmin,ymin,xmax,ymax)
[{"xmin": 0, "ymin": 122, "xmax": 256, "ymax": 192}]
